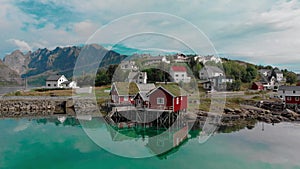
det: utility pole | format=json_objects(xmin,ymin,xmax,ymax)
[{"xmin": 24, "ymin": 77, "xmax": 27, "ymax": 90}]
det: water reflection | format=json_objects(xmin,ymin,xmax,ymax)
[{"xmin": 31, "ymin": 115, "xmax": 258, "ymax": 158}]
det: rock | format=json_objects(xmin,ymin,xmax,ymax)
[
  {"xmin": 66, "ymin": 99, "xmax": 74, "ymax": 108},
  {"xmin": 8, "ymin": 107, "xmax": 15, "ymax": 111},
  {"xmin": 234, "ymin": 108, "xmax": 243, "ymax": 114},
  {"xmin": 224, "ymin": 108, "xmax": 234, "ymax": 113},
  {"xmin": 185, "ymin": 113, "xmax": 197, "ymax": 120},
  {"xmin": 265, "ymin": 118, "xmax": 272, "ymax": 123},
  {"xmin": 272, "ymin": 117, "xmax": 281, "ymax": 123}
]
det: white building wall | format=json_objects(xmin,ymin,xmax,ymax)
[
  {"xmin": 46, "ymin": 81, "xmax": 58, "ymax": 88},
  {"xmin": 68, "ymin": 81, "xmax": 78, "ymax": 88},
  {"xmin": 57, "ymin": 76, "xmax": 68, "ymax": 88},
  {"xmin": 171, "ymin": 71, "xmax": 190, "ymax": 83}
]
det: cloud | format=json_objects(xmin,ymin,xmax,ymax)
[
  {"xmin": 73, "ymin": 20, "xmax": 100, "ymax": 36},
  {"xmin": 8, "ymin": 39, "xmax": 32, "ymax": 51},
  {"xmin": 0, "ymin": 0, "xmax": 300, "ymax": 72}
]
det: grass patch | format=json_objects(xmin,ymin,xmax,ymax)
[
  {"xmin": 199, "ymin": 98, "xmax": 211, "ymax": 112},
  {"xmin": 5, "ymin": 88, "xmax": 73, "ymax": 96}
]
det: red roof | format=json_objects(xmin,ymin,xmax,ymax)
[
  {"xmin": 171, "ymin": 66, "xmax": 187, "ymax": 72},
  {"xmin": 253, "ymin": 82, "xmax": 263, "ymax": 86}
]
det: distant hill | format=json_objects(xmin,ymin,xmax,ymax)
[
  {"xmin": 0, "ymin": 59, "xmax": 21, "ymax": 86},
  {"xmin": 2, "ymin": 44, "xmax": 127, "ymax": 86}
]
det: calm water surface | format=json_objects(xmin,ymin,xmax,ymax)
[{"xmin": 1, "ymin": 117, "xmax": 300, "ymax": 169}]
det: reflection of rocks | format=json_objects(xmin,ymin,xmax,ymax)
[{"xmin": 0, "ymin": 97, "xmax": 104, "ymax": 118}]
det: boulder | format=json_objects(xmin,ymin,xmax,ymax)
[
  {"xmin": 234, "ymin": 108, "xmax": 243, "ymax": 114},
  {"xmin": 224, "ymin": 108, "xmax": 234, "ymax": 113}
]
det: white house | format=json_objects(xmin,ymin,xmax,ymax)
[
  {"xmin": 274, "ymin": 69, "xmax": 284, "ymax": 82},
  {"xmin": 46, "ymin": 75, "xmax": 78, "ymax": 88},
  {"xmin": 194, "ymin": 55, "xmax": 222, "ymax": 64},
  {"xmin": 170, "ymin": 66, "xmax": 191, "ymax": 83},
  {"xmin": 143, "ymin": 56, "xmax": 170, "ymax": 66},
  {"xmin": 120, "ymin": 60, "xmax": 138, "ymax": 70},
  {"xmin": 258, "ymin": 69, "xmax": 272, "ymax": 77},
  {"xmin": 199, "ymin": 66, "xmax": 224, "ymax": 80},
  {"xmin": 174, "ymin": 54, "xmax": 189, "ymax": 63},
  {"xmin": 127, "ymin": 71, "xmax": 147, "ymax": 84},
  {"xmin": 202, "ymin": 76, "xmax": 233, "ymax": 91},
  {"xmin": 61, "ymin": 81, "xmax": 78, "ymax": 88}
]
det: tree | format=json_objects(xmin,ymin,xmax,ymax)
[
  {"xmin": 242, "ymin": 65, "xmax": 257, "ymax": 83},
  {"xmin": 229, "ymin": 80, "xmax": 241, "ymax": 91},
  {"xmin": 106, "ymin": 64, "xmax": 119, "ymax": 81},
  {"xmin": 286, "ymin": 72, "xmax": 297, "ymax": 85},
  {"xmin": 95, "ymin": 69, "xmax": 109, "ymax": 86}
]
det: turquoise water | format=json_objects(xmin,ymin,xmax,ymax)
[{"xmin": 1, "ymin": 117, "xmax": 300, "ymax": 169}]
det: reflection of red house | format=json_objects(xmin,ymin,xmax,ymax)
[
  {"xmin": 252, "ymin": 82, "xmax": 264, "ymax": 90},
  {"xmin": 146, "ymin": 125, "xmax": 188, "ymax": 157},
  {"xmin": 142, "ymin": 84, "xmax": 188, "ymax": 112}
]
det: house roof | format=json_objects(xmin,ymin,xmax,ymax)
[
  {"xmin": 258, "ymin": 69, "xmax": 271, "ymax": 74},
  {"xmin": 260, "ymin": 75, "xmax": 270, "ymax": 83},
  {"xmin": 279, "ymin": 86, "xmax": 300, "ymax": 91},
  {"xmin": 149, "ymin": 84, "xmax": 187, "ymax": 97},
  {"xmin": 134, "ymin": 91, "xmax": 149, "ymax": 101},
  {"xmin": 253, "ymin": 82, "xmax": 263, "ymax": 86},
  {"xmin": 171, "ymin": 66, "xmax": 187, "ymax": 72},
  {"xmin": 46, "ymin": 75, "xmax": 64, "ymax": 81},
  {"xmin": 113, "ymin": 82, "xmax": 139, "ymax": 96},
  {"xmin": 128, "ymin": 71, "xmax": 146, "ymax": 80},
  {"xmin": 201, "ymin": 66, "xmax": 223, "ymax": 75},
  {"xmin": 273, "ymin": 69, "xmax": 282, "ymax": 74},
  {"xmin": 136, "ymin": 83, "xmax": 156, "ymax": 92}
]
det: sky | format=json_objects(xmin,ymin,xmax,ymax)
[{"xmin": 1, "ymin": 0, "xmax": 300, "ymax": 72}]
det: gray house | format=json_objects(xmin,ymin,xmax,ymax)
[{"xmin": 199, "ymin": 66, "xmax": 224, "ymax": 80}]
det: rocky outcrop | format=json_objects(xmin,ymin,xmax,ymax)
[
  {"xmin": 0, "ymin": 60, "xmax": 21, "ymax": 85},
  {"xmin": 3, "ymin": 50, "xmax": 31, "ymax": 75},
  {"xmin": 191, "ymin": 104, "xmax": 300, "ymax": 129}
]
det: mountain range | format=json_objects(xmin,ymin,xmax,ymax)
[{"xmin": 2, "ymin": 44, "xmax": 127, "ymax": 86}]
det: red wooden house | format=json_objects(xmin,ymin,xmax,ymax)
[
  {"xmin": 111, "ymin": 82, "xmax": 139, "ymax": 104},
  {"xmin": 133, "ymin": 84, "xmax": 188, "ymax": 112},
  {"xmin": 252, "ymin": 82, "xmax": 264, "ymax": 90},
  {"xmin": 278, "ymin": 86, "xmax": 300, "ymax": 105}
]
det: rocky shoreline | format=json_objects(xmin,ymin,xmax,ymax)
[
  {"xmin": 1, "ymin": 96, "xmax": 300, "ymax": 127},
  {"xmin": 189, "ymin": 104, "xmax": 300, "ymax": 129},
  {"xmin": 0, "ymin": 96, "xmax": 100, "ymax": 118}
]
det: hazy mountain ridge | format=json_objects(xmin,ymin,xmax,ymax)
[
  {"xmin": 2, "ymin": 44, "xmax": 127, "ymax": 84},
  {"xmin": 0, "ymin": 59, "xmax": 21, "ymax": 86}
]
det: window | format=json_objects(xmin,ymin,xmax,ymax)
[
  {"xmin": 124, "ymin": 97, "xmax": 128, "ymax": 101},
  {"xmin": 296, "ymin": 97, "xmax": 300, "ymax": 101},
  {"xmin": 287, "ymin": 96, "xmax": 292, "ymax": 101},
  {"xmin": 157, "ymin": 98, "xmax": 164, "ymax": 104},
  {"xmin": 54, "ymin": 84, "xmax": 56, "ymax": 87},
  {"xmin": 175, "ymin": 74, "xmax": 179, "ymax": 77},
  {"xmin": 182, "ymin": 74, "xmax": 184, "ymax": 77},
  {"xmin": 176, "ymin": 97, "xmax": 179, "ymax": 104},
  {"xmin": 283, "ymin": 90, "xmax": 285, "ymax": 93},
  {"xmin": 48, "ymin": 84, "xmax": 51, "ymax": 87},
  {"xmin": 293, "ymin": 91, "xmax": 296, "ymax": 94}
]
